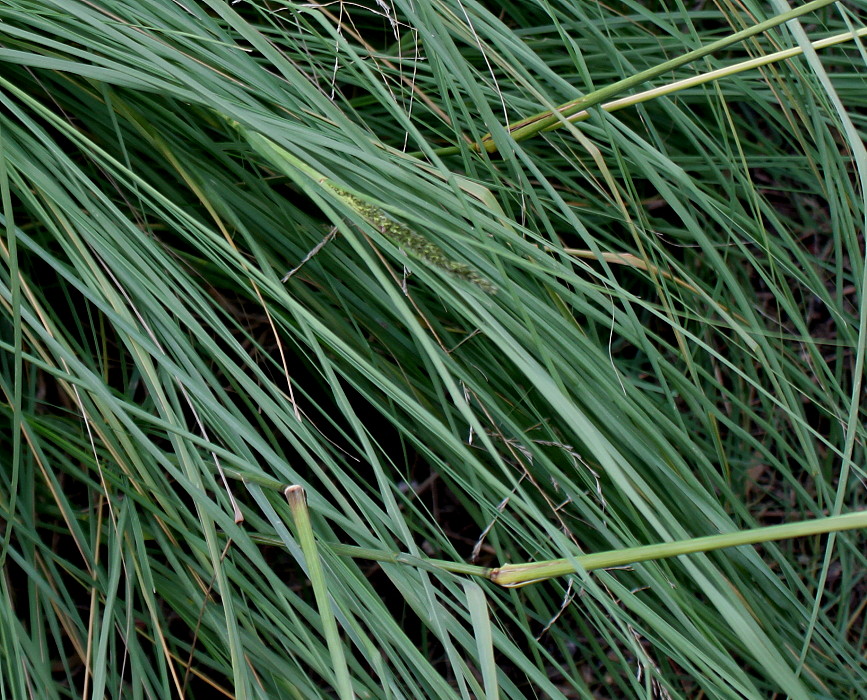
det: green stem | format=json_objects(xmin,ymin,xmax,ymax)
[
  {"xmin": 552, "ymin": 27, "xmax": 867, "ymax": 130},
  {"xmin": 249, "ymin": 535, "xmax": 493, "ymax": 578},
  {"xmin": 489, "ymin": 510, "xmax": 867, "ymax": 587},
  {"xmin": 285, "ymin": 486, "xmax": 355, "ymax": 699},
  {"xmin": 435, "ymin": 0, "xmax": 837, "ymax": 155},
  {"xmin": 264, "ymin": 500, "xmax": 865, "ymax": 589}
]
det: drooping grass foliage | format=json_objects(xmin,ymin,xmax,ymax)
[{"xmin": 1, "ymin": 0, "xmax": 865, "ymax": 697}]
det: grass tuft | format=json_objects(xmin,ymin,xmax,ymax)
[{"xmin": 1, "ymin": 0, "xmax": 865, "ymax": 698}]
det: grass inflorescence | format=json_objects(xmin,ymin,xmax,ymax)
[{"xmin": 333, "ymin": 187, "xmax": 498, "ymax": 293}]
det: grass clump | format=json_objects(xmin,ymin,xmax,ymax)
[{"xmin": 0, "ymin": 1, "xmax": 865, "ymax": 699}]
